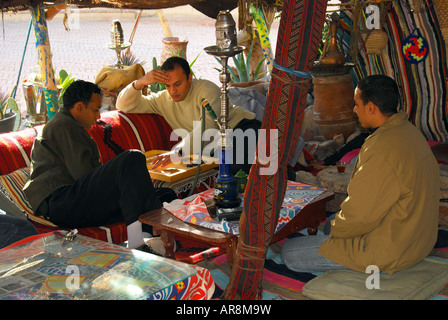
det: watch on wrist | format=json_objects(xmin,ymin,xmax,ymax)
[{"xmin": 174, "ymin": 147, "xmax": 183, "ymax": 157}]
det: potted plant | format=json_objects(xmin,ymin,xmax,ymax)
[
  {"xmin": 0, "ymin": 90, "xmax": 20, "ymax": 133},
  {"xmin": 214, "ymin": 41, "xmax": 267, "ymax": 86}
]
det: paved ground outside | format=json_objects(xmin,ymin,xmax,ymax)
[{"xmin": 0, "ymin": 6, "xmax": 279, "ymax": 116}]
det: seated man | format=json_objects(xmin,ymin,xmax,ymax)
[
  {"xmin": 23, "ymin": 80, "xmax": 170, "ymax": 250},
  {"xmin": 281, "ymin": 75, "xmax": 440, "ymax": 274},
  {"xmin": 116, "ymin": 56, "xmax": 260, "ymax": 175}
]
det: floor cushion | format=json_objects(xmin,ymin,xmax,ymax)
[{"xmin": 302, "ymin": 256, "xmax": 448, "ymax": 300}]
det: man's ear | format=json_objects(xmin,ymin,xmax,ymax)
[
  {"xmin": 73, "ymin": 101, "xmax": 85, "ymax": 113},
  {"xmin": 367, "ymin": 101, "xmax": 376, "ymax": 114}
]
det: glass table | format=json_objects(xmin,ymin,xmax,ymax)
[{"xmin": 0, "ymin": 231, "xmax": 214, "ymax": 300}]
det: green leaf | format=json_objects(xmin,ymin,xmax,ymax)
[
  {"xmin": 253, "ymin": 57, "xmax": 266, "ymax": 81},
  {"xmin": 246, "ymin": 42, "xmax": 254, "ymax": 81},
  {"xmin": 6, "ymin": 97, "xmax": 19, "ymax": 112},
  {"xmin": 59, "ymin": 69, "xmax": 69, "ymax": 84},
  {"xmin": 58, "ymin": 73, "xmax": 76, "ymax": 107},
  {"xmin": 227, "ymin": 59, "xmax": 240, "ymax": 82},
  {"xmin": 189, "ymin": 52, "xmax": 201, "ymax": 79}
]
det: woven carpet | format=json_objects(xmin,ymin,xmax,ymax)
[{"xmin": 198, "ymin": 237, "xmax": 315, "ymax": 300}]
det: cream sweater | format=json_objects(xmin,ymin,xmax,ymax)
[{"xmin": 116, "ymin": 79, "xmax": 255, "ymax": 155}]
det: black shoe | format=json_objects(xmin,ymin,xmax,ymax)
[{"xmin": 134, "ymin": 243, "xmax": 163, "ymax": 256}]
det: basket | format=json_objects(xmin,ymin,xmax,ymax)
[
  {"xmin": 365, "ymin": 29, "xmax": 388, "ymax": 55},
  {"xmin": 434, "ymin": 0, "xmax": 448, "ymax": 41}
]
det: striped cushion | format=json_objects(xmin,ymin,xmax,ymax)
[
  {"xmin": 0, "ymin": 167, "xmax": 57, "ymax": 228},
  {"xmin": 0, "ymin": 127, "xmax": 40, "ymax": 175}
]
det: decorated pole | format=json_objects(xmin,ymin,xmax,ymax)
[
  {"xmin": 30, "ymin": 6, "xmax": 58, "ymax": 120},
  {"xmin": 223, "ymin": 0, "xmax": 328, "ymax": 300}
]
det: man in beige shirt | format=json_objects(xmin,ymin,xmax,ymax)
[{"xmin": 116, "ymin": 57, "xmax": 260, "ymax": 175}]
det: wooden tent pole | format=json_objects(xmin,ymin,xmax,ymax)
[
  {"xmin": 125, "ymin": 9, "xmax": 143, "ymax": 54},
  {"xmin": 157, "ymin": 9, "xmax": 173, "ymax": 37},
  {"xmin": 30, "ymin": 6, "xmax": 58, "ymax": 120}
]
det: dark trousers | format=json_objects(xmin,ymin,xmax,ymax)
[
  {"xmin": 36, "ymin": 150, "xmax": 165, "ymax": 229},
  {"xmin": 231, "ymin": 118, "xmax": 262, "ymax": 175},
  {"xmin": 0, "ymin": 215, "xmax": 38, "ymax": 249}
]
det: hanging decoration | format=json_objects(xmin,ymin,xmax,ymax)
[
  {"xmin": 365, "ymin": 29, "xmax": 388, "ymax": 55},
  {"xmin": 402, "ymin": 28, "xmax": 429, "ymax": 63}
]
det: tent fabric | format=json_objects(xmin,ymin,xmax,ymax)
[{"xmin": 222, "ymin": 0, "xmax": 328, "ymax": 300}]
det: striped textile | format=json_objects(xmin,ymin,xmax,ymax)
[
  {"xmin": 0, "ymin": 167, "xmax": 34, "ymax": 217},
  {"xmin": 340, "ymin": 0, "xmax": 448, "ymax": 142},
  {"xmin": 88, "ymin": 111, "xmax": 177, "ymax": 163},
  {"xmin": 0, "ymin": 127, "xmax": 37, "ymax": 175},
  {"xmin": 223, "ymin": 0, "xmax": 328, "ymax": 299}
]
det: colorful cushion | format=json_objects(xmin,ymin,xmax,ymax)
[{"xmin": 0, "ymin": 167, "xmax": 57, "ymax": 227}]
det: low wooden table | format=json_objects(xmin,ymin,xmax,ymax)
[{"xmin": 139, "ymin": 190, "xmax": 334, "ymax": 264}]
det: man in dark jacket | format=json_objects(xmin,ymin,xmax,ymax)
[{"xmin": 23, "ymin": 80, "xmax": 167, "ymax": 250}]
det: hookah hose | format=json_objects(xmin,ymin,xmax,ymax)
[{"xmin": 187, "ymin": 105, "xmax": 206, "ymax": 197}]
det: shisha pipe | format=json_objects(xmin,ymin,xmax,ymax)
[
  {"xmin": 107, "ymin": 20, "xmax": 130, "ymax": 69},
  {"xmin": 204, "ymin": 10, "xmax": 244, "ymax": 208}
]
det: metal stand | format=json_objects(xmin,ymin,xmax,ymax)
[{"xmin": 107, "ymin": 20, "xmax": 130, "ymax": 69}]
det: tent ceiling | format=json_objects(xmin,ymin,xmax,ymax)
[{"xmin": 1, "ymin": 0, "xmax": 240, "ymax": 18}]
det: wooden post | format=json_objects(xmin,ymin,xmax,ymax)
[
  {"xmin": 30, "ymin": 6, "xmax": 58, "ymax": 120},
  {"xmin": 157, "ymin": 9, "xmax": 173, "ymax": 37}
]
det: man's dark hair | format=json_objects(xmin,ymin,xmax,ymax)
[
  {"xmin": 63, "ymin": 80, "xmax": 101, "ymax": 110},
  {"xmin": 161, "ymin": 56, "xmax": 191, "ymax": 78},
  {"xmin": 357, "ymin": 75, "xmax": 400, "ymax": 116}
]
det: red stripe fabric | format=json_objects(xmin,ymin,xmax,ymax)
[
  {"xmin": 88, "ymin": 111, "xmax": 177, "ymax": 163},
  {"xmin": 0, "ymin": 127, "xmax": 37, "ymax": 175}
]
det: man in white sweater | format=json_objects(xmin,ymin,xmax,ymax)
[{"xmin": 116, "ymin": 57, "xmax": 260, "ymax": 175}]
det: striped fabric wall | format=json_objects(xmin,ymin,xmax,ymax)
[{"xmin": 339, "ymin": 0, "xmax": 447, "ymax": 142}]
